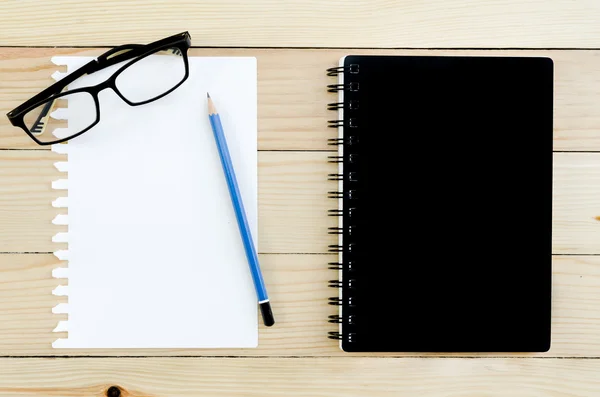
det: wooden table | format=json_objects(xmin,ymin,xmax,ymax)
[{"xmin": 1, "ymin": 1, "xmax": 600, "ymax": 395}]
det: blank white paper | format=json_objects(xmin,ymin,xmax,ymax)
[{"xmin": 51, "ymin": 55, "xmax": 258, "ymax": 348}]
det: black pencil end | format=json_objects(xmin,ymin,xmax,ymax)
[
  {"xmin": 259, "ymin": 301, "xmax": 275, "ymax": 327},
  {"xmin": 207, "ymin": 92, "xmax": 210, "ymax": 98}
]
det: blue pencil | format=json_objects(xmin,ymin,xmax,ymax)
[{"xmin": 207, "ymin": 93, "xmax": 274, "ymax": 327}]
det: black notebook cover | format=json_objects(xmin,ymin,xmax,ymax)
[{"xmin": 327, "ymin": 55, "xmax": 553, "ymax": 352}]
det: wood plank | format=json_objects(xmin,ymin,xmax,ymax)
[
  {"xmin": 1, "ymin": 48, "xmax": 600, "ymax": 151},
  {"xmin": 0, "ymin": 48, "xmax": 332, "ymax": 151},
  {"xmin": 552, "ymin": 153, "xmax": 600, "ymax": 254},
  {"xmin": 0, "ymin": 150, "xmax": 336, "ymax": 254},
  {"xmin": 1, "ymin": 254, "xmax": 600, "ymax": 357},
  {"xmin": 1, "ymin": 0, "xmax": 600, "ymax": 48},
  {"xmin": 1, "ymin": 357, "xmax": 600, "ymax": 396},
  {"xmin": 0, "ymin": 254, "xmax": 333, "ymax": 356},
  {"xmin": 258, "ymin": 152, "xmax": 337, "ymax": 254},
  {"xmin": 0, "ymin": 150, "xmax": 67, "ymax": 253},
  {"xmin": 0, "ymin": 150, "xmax": 597, "ymax": 255}
]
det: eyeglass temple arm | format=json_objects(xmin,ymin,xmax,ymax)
[
  {"xmin": 90, "ymin": 44, "xmax": 147, "ymax": 72},
  {"xmin": 61, "ymin": 44, "xmax": 147, "ymax": 83},
  {"xmin": 53, "ymin": 44, "xmax": 151, "ymax": 91},
  {"xmin": 24, "ymin": 45, "xmax": 149, "ymax": 135},
  {"xmin": 56, "ymin": 32, "xmax": 189, "ymax": 87},
  {"xmin": 7, "ymin": 44, "xmax": 150, "ymax": 120}
]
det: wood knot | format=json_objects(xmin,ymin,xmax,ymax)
[{"xmin": 107, "ymin": 386, "xmax": 121, "ymax": 397}]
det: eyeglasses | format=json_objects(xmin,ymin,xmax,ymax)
[{"xmin": 6, "ymin": 32, "xmax": 192, "ymax": 145}]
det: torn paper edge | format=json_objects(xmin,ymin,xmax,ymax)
[
  {"xmin": 52, "ymin": 144, "xmax": 70, "ymax": 347},
  {"xmin": 51, "ymin": 58, "xmax": 70, "ymax": 348}
]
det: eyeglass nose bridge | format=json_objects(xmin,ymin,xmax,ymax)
[
  {"xmin": 90, "ymin": 80, "xmax": 117, "ymax": 95},
  {"xmin": 85, "ymin": 79, "xmax": 127, "ymax": 108}
]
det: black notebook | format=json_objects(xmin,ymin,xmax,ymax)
[{"xmin": 326, "ymin": 55, "xmax": 553, "ymax": 352}]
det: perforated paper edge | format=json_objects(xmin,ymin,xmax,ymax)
[{"xmin": 50, "ymin": 56, "xmax": 70, "ymax": 348}]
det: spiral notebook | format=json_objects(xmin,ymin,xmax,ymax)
[
  {"xmin": 326, "ymin": 55, "xmax": 554, "ymax": 352},
  {"xmin": 50, "ymin": 56, "xmax": 258, "ymax": 348}
]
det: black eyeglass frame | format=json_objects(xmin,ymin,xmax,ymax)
[{"xmin": 6, "ymin": 31, "xmax": 192, "ymax": 146}]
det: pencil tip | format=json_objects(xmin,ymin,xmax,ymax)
[{"xmin": 207, "ymin": 93, "xmax": 217, "ymax": 114}]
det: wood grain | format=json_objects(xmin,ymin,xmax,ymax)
[
  {"xmin": 0, "ymin": 150, "xmax": 597, "ymax": 254},
  {"xmin": 0, "ymin": 39, "xmax": 599, "ymax": 393},
  {"xmin": 0, "ymin": 47, "xmax": 332, "ymax": 151},
  {"xmin": 0, "ymin": 150, "xmax": 66, "ymax": 253},
  {"xmin": 553, "ymin": 153, "xmax": 600, "ymax": 253},
  {"xmin": 1, "ymin": 357, "xmax": 600, "ymax": 396},
  {"xmin": 0, "ymin": 150, "xmax": 337, "ymax": 254},
  {"xmin": 1, "ymin": 0, "xmax": 600, "ymax": 48},
  {"xmin": 2, "ymin": 48, "xmax": 600, "ymax": 151},
  {"xmin": 1, "ymin": 254, "xmax": 599, "ymax": 357},
  {"xmin": 0, "ymin": 254, "xmax": 331, "ymax": 356}
]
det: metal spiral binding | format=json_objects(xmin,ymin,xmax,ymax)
[
  {"xmin": 327, "ymin": 84, "xmax": 345, "ymax": 92},
  {"xmin": 328, "ymin": 331, "xmax": 356, "ymax": 342},
  {"xmin": 328, "ymin": 315, "xmax": 342, "ymax": 323},
  {"xmin": 328, "ymin": 136, "xmax": 358, "ymax": 146},
  {"xmin": 329, "ymin": 314, "xmax": 356, "ymax": 324},
  {"xmin": 328, "ymin": 209, "xmax": 343, "ymax": 216},
  {"xmin": 328, "ymin": 101, "xmax": 359, "ymax": 111},
  {"xmin": 328, "ymin": 244, "xmax": 343, "ymax": 253},
  {"xmin": 326, "ymin": 64, "xmax": 359, "ymax": 76},
  {"xmin": 327, "ymin": 191, "xmax": 343, "ymax": 199},
  {"xmin": 327, "ymin": 82, "xmax": 359, "ymax": 93},
  {"xmin": 328, "ymin": 120, "xmax": 343, "ymax": 128},
  {"xmin": 328, "ymin": 280, "xmax": 342, "ymax": 288},
  {"xmin": 328, "ymin": 119, "xmax": 357, "ymax": 128},
  {"xmin": 329, "ymin": 279, "xmax": 354, "ymax": 289},
  {"xmin": 327, "ymin": 62, "xmax": 360, "ymax": 346},
  {"xmin": 328, "ymin": 297, "xmax": 355, "ymax": 307},
  {"xmin": 326, "ymin": 66, "xmax": 345, "ymax": 76},
  {"xmin": 328, "ymin": 261, "xmax": 343, "ymax": 270},
  {"xmin": 327, "ymin": 260, "xmax": 354, "ymax": 271}
]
